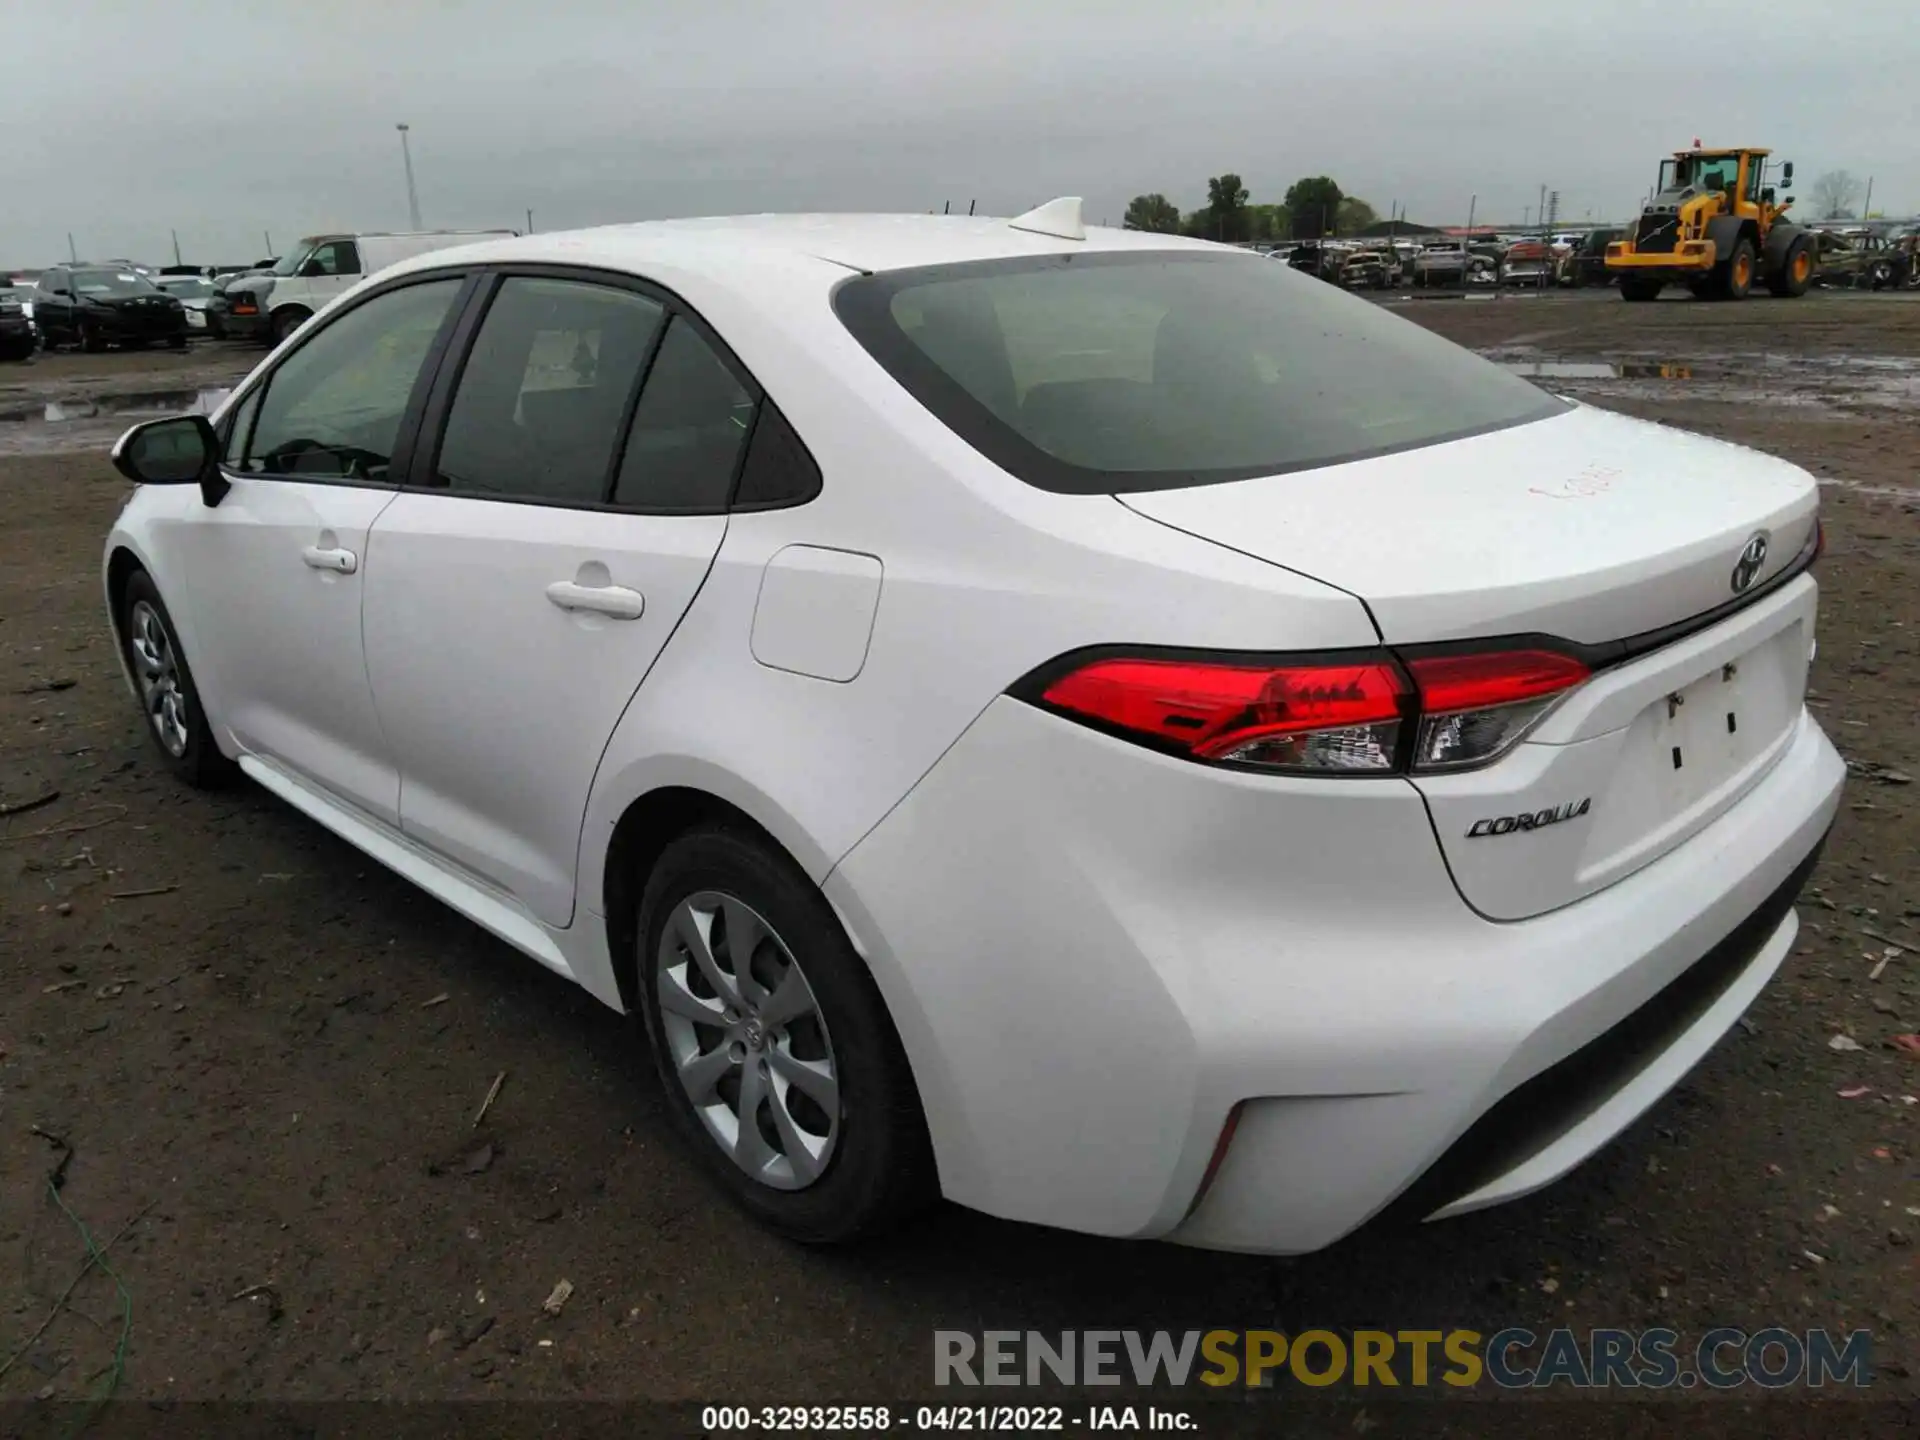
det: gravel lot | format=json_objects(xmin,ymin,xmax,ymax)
[{"xmin": 2, "ymin": 300, "xmax": 1916, "ymax": 1434}]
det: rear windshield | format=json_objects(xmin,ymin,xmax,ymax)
[{"xmin": 833, "ymin": 250, "xmax": 1565, "ymax": 494}]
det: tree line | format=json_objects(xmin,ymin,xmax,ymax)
[{"xmin": 1123, "ymin": 175, "xmax": 1378, "ymax": 243}]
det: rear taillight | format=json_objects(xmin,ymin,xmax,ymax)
[
  {"xmin": 1039, "ymin": 656, "xmax": 1408, "ymax": 772},
  {"xmin": 1404, "ymin": 650, "xmax": 1590, "ymax": 771},
  {"xmin": 1022, "ymin": 646, "xmax": 1589, "ymax": 777}
]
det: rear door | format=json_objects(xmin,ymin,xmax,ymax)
[{"xmin": 362, "ymin": 270, "xmax": 754, "ymax": 926}]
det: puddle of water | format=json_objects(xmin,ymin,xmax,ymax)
[
  {"xmin": 1500, "ymin": 360, "xmax": 1710, "ymax": 380},
  {"xmin": 0, "ymin": 387, "xmax": 232, "ymax": 425},
  {"xmin": 0, "ymin": 386, "xmax": 238, "ymax": 458},
  {"xmin": 1820, "ymin": 477, "xmax": 1920, "ymax": 503},
  {"xmin": 1496, "ymin": 351, "xmax": 1920, "ymax": 412}
]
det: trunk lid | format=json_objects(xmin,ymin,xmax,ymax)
[
  {"xmin": 1119, "ymin": 404, "xmax": 1822, "ymax": 919},
  {"xmin": 1116, "ymin": 404, "xmax": 1817, "ymax": 646}
]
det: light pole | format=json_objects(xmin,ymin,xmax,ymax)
[{"xmin": 396, "ymin": 123, "xmax": 423, "ymax": 230}]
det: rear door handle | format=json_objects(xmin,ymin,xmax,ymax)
[
  {"xmin": 301, "ymin": 545, "xmax": 358, "ymax": 574},
  {"xmin": 546, "ymin": 581, "xmax": 645, "ymax": 620}
]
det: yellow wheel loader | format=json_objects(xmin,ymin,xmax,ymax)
[{"xmin": 1605, "ymin": 146, "xmax": 1814, "ymax": 301}]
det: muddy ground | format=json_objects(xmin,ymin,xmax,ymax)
[{"xmin": 1, "ymin": 302, "xmax": 1916, "ymax": 1434}]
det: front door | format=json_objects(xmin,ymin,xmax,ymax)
[
  {"xmin": 363, "ymin": 274, "xmax": 755, "ymax": 926},
  {"xmin": 169, "ymin": 274, "xmax": 469, "ymax": 824},
  {"xmin": 300, "ymin": 239, "xmax": 363, "ymax": 309}
]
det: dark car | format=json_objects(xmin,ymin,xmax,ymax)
[
  {"xmin": 0, "ymin": 285, "xmax": 34, "ymax": 360},
  {"xmin": 1561, "ymin": 228, "xmax": 1622, "ymax": 287},
  {"xmin": 33, "ymin": 266, "xmax": 189, "ymax": 352}
]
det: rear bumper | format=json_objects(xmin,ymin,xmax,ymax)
[{"xmin": 828, "ymin": 699, "xmax": 1843, "ymax": 1253}]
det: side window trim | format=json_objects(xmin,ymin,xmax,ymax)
[
  {"xmin": 216, "ymin": 269, "xmax": 481, "ymax": 490},
  {"xmin": 597, "ymin": 306, "xmax": 675, "ymax": 504},
  {"xmin": 407, "ymin": 262, "xmax": 767, "ymax": 515},
  {"xmin": 403, "ymin": 271, "xmax": 505, "ymax": 492}
]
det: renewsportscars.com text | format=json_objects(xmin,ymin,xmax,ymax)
[{"xmin": 934, "ymin": 1328, "xmax": 1874, "ymax": 1390}]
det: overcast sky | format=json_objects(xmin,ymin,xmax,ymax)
[{"xmin": 4, "ymin": 1, "xmax": 1914, "ymax": 266}]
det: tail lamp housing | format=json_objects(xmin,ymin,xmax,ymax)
[{"xmin": 1015, "ymin": 645, "xmax": 1591, "ymax": 777}]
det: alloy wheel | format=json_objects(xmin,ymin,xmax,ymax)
[
  {"xmin": 656, "ymin": 891, "xmax": 840, "ymax": 1190},
  {"xmin": 128, "ymin": 599, "xmax": 190, "ymax": 757}
]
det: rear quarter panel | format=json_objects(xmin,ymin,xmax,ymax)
[{"xmin": 573, "ymin": 249, "xmax": 1378, "ymax": 901}]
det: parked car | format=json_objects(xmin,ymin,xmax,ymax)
[
  {"xmin": 156, "ymin": 274, "xmax": 219, "ymax": 333},
  {"xmin": 1807, "ymin": 229, "xmax": 1909, "ymax": 290},
  {"xmin": 102, "ymin": 208, "xmax": 1841, "ymax": 1253},
  {"xmin": 31, "ymin": 266, "xmax": 188, "ymax": 351},
  {"xmin": 0, "ymin": 285, "xmax": 34, "ymax": 360},
  {"xmin": 221, "ymin": 231, "xmax": 516, "ymax": 344},
  {"xmin": 1411, "ymin": 242, "xmax": 1498, "ymax": 287},
  {"xmin": 1560, "ymin": 228, "xmax": 1622, "ymax": 287},
  {"xmin": 1500, "ymin": 239, "xmax": 1554, "ymax": 286}
]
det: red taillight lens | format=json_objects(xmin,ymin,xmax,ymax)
[
  {"xmin": 1405, "ymin": 649, "xmax": 1589, "ymax": 771},
  {"xmin": 1025, "ymin": 645, "xmax": 1591, "ymax": 776},
  {"xmin": 1038, "ymin": 656, "xmax": 1409, "ymax": 773}
]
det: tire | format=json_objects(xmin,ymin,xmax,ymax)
[
  {"xmin": 168, "ymin": 334, "xmax": 188, "ymax": 350},
  {"xmin": 635, "ymin": 825, "xmax": 934, "ymax": 1244},
  {"xmin": 270, "ymin": 308, "xmax": 309, "ymax": 344},
  {"xmin": 1868, "ymin": 260, "xmax": 1893, "ymax": 291},
  {"xmin": 1620, "ymin": 278, "xmax": 1662, "ymax": 302},
  {"xmin": 1718, "ymin": 238, "xmax": 1756, "ymax": 299},
  {"xmin": 80, "ymin": 322, "xmax": 106, "ymax": 353},
  {"xmin": 1766, "ymin": 238, "xmax": 1814, "ymax": 297},
  {"xmin": 119, "ymin": 571, "xmax": 234, "ymax": 788}
]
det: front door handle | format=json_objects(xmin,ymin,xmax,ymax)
[
  {"xmin": 301, "ymin": 545, "xmax": 358, "ymax": 574},
  {"xmin": 546, "ymin": 581, "xmax": 645, "ymax": 620}
]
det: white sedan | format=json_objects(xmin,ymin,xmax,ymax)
[
  {"xmin": 102, "ymin": 200, "xmax": 1843, "ymax": 1252},
  {"xmin": 155, "ymin": 274, "xmax": 217, "ymax": 329}
]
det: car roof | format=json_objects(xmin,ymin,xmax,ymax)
[{"xmin": 388, "ymin": 211, "xmax": 1224, "ymax": 282}]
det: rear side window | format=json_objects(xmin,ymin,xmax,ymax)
[
  {"xmin": 732, "ymin": 402, "xmax": 821, "ymax": 509},
  {"xmin": 434, "ymin": 277, "xmax": 665, "ymax": 504},
  {"xmin": 241, "ymin": 277, "xmax": 463, "ymax": 481},
  {"xmin": 611, "ymin": 316, "xmax": 754, "ymax": 512},
  {"xmin": 833, "ymin": 251, "xmax": 1565, "ymax": 494}
]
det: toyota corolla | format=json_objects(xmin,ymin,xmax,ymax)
[{"xmin": 100, "ymin": 201, "xmax": 1842, "ymax": 1252}]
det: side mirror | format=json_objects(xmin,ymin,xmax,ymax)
[
  {"xmin": 1782, "ymin": 162, "xmax": 1794, "ymax": 185},
  {"xmin": 111, "ymin": 416, "xmax": 225, "ymax": 505},
  {"xmin": 299, "ymin": 259, "xmax": 326, "ymax": 278}
]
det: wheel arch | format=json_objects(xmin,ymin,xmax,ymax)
[
  {"xmin": 104, "ymin": 543, "xmax": 150, "ymax": 702},
  {"xmin": 1706, "ymin": 214, "xmax": 1760, "ymax": 262},
  {"xmin": 600, "ymin": 784, "xmax": 800, "ymax": 1014},
  {"xmin": 269, "ymin": 302, "xmax": 313, "ymax": 336}
]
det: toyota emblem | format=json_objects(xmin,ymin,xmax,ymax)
[{"xmin": 1730, "ymin": 532, "xmax": 1769, "ymax": 594}]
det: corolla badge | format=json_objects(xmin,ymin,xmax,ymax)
[
  {"xmin": 1466, "ymin": 798, "xmax": 1592, "ymax": 838},
  {"xmin": 1731, "ymin": 532, "xmax": 1769, "ymax": 594}
]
